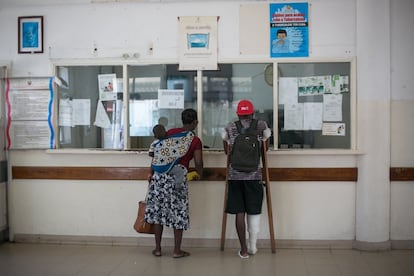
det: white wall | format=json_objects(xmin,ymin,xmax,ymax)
[
  {"xmin": 390, "ymin": 0, "xmax": 414, "ymax": 241},
  {"xmin": 0, "ymin": 1, "xmax": 356, "ymax": 76},
  {"xmin": 8, "ymin": 150, "xmax": 357, "ymax": 244},
  {"xmin": 0, "ymin": 66, "xmax": 9, "ymax": 234},
  {"xmin": 1, "ymin": 0, "xmax": 413, "ymax": 248}
]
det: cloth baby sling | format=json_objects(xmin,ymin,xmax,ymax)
[{"xmin": 151, "ymin": 130, "xmax": 194, "ymax": 173}]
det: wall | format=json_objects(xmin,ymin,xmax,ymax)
[
  {"xmin": 0, "ymin": 0, "xmax": 413, "ymax": 249},
  {"xmin": 390, "ymin": 0, "xmax": 414, "ymax": 243},
  {"xmin": 0, "ymin": 66, "xmax": 8, "ymax": 240}
]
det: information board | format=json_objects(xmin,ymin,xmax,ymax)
[{"xmin": 5, "ymin": 77, "xmax": 54, "ymax": 149}]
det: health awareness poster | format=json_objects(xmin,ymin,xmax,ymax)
[{"xmin": 270, "ymin": 2, "xmax": 309, "ymax": 58}]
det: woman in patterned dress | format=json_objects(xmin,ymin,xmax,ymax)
[{"xmin": 144, "ymin": 108, "xmax": 203, "ymax": 258}]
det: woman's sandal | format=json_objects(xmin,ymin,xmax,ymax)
[
  {"xmin": 152, "ymin": 249, "xmax": 162, "ymax": 257},
  {"xmin": 173, "ymin": 251, "xmax": 190, "ymax": 258}
]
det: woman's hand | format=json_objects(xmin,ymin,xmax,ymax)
[{"xmin": 186, "ymin": 171, "xmax": 200, "ymax": 181}]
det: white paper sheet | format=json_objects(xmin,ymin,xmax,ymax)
[
  {"xmin": 94, "ymin": 101, "xmax": 111, "ymax": 128},
  {"xmin": 323, "ymin": 94, "xmax": 342, "ymax": 121},
  {"xmin": 278, "ymin": 77, "xmax": 298, "ymax": 104},
  {"xmin": 9, "ymin": 89, "xmax": 50, "ymax": 120},
  {"xmin": 158, "ymin": 89, "xmax": 184, "ymax": 109},
  {"xmin": 58, "ymin": 99, "xmax": 73, "ymax": 127},
  {"xmin": 9, "ymin": 120, "xmax": 51, "ymax": 149},
  {"xmin": 72, "ymin": 99, "xmax": 90, "ymax": 126},
  {"xmin": 304, "ymin": 102, "xmax": 323, "ymax": 130},
  {"xmin": 284, "ymin": 103, "xmax": 304, "ymax": 130}
]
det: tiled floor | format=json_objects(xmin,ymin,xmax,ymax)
[{"xmin": 1, "ymin": 243, "xmax": 414, "ymax": 276}]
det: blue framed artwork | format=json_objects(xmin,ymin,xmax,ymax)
[{"xmin": 18, "ymin": 16, "xmax": 44, "ymax": 54}]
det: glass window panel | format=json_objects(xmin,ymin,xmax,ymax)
[
  {"xmin": 56, "ymin": 65, "xmax": 124, "ymax": 149},
  {"xmin": 201, "ymin": 63, "xmax": 274, "ymax": 149},
  {"xmin": 277, "ymin": 62, "xmax": 351, "ymax": 149},
  {"xmin": 128, "ymin": 64, "xmax": 197, "ymax": 149}
]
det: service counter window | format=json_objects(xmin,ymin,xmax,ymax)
[
  {"xmin": 127, "ymin": 63, "xmax": 274, "ymax": 150},
  {"xmin": 201, "ymin": 63, "xmax": 274, "ymax": 149},
  {"xmin": 56, "ymin": 65, "xmax": 124, "ymax": 149},
  {"xmin": 276, "ymin": 61, "xmax": 354, "ymax": 149},
  {"xmin": 128, "ymin": 64, "xmax": 197, "ymax": 149},
  {"xmin": 54, "ymin": 59, "xmax": 354, "ymax": 151}
]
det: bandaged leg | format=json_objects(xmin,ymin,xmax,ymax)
[{"xmin": 247, "ymin": 214, "xmax": 260, "ymax": 254}]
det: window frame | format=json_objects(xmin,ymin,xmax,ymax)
[
  {"xmin": 274, "ymin": 58, "xmax": 357, "ymax": 150},
  {"xmin": 52, "ymin": 57, "xmax": 357, "ymax": 152}
]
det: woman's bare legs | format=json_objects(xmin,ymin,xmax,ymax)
[
  {"xmin": 172, "ymin": 228, "xmax": 190, "ymax": 258},
  {"xmin": 153, "ymin": 224, "xmax": 163, "ymax": 256}
]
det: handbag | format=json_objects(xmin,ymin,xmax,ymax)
[{"xmin": 133, "ymin": 200, "xmax": 155, "ymax": 234}]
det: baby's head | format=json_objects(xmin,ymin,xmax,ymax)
[{"xmin": 153, "ymin": 124, "xmax": 166, "ymax": 139}]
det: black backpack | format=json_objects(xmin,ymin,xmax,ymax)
[{"xmin": 230, "ymin": 119, "xmax": 261, "ymax": 172}]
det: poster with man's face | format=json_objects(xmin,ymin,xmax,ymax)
[{"xmin": 270, "ymin": 3, "xmax": 309, "ymax": 58}]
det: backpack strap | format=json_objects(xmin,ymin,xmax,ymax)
[
  {"xmin": 235, "ymin": 120, "xmax": 243, "ymax": 134},
  {"xmin": 235, "ymin": 119, "xmax": 258, "ymax": 135},
  {"xmin": 249, "ymin": 119, "xmax": 258, "ymax": 133}
]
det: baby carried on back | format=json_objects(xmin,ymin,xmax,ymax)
[{"xmin": 150, "ymin": 127, "xmax": 194, "ymax": 174}]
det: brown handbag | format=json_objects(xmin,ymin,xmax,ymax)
[{"xmin": 133, "ymin": 201, "xmax": 155, "ymax": 234}]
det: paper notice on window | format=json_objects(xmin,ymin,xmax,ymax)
[
  {"xmin": 298, "ymin": 76, "xmax": 330, "ymax": 96},
  {"xmin": 284, "ymin": 103, "xmax": 304, "ymax": 130},
  {"xmin": 98, "ymin": 74, "xmax": 118, "ymax": 100},
  {"xmin": 330, "ymin": 75, "xmax": 349, "ymax": 94},
  {"xmin": 322, "ymin": 123, "xmax": 346, "ymax": 136},
  {"xmin": 9, "ymin": 120, "xmax": 52, "ymax": 149},
  {"xmin": 304, "ymin": 102, "xmax": 323, "ymax": 130},
  {"xmin": 158, "ymin": 89, "xmax": 184, "ymax": 109},
  {"xmin": 72, "ymin": 99, "xmax": 90, "ymax": 126},
  {"xmin": 323, "ymin": 94, "xmax": 342, "ymax": 121},
  {"xmin": 278, "ymin": 77, "xmax": 298, "ymax": 104},
  {"xmin": 59, "ymin": 99, "xmax": 73, "ymax": 127},
  {"xmin": 9, "ymin": 90, "xmax": 51, "ymax": 120},
  {"xmin": 94, "ymin": 100, "xmax": 111, "ymax": 128}
]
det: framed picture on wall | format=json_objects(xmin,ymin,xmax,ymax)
[{"xmin": 18, "ymin": 16, "xmax": 44, "ymax": 54}]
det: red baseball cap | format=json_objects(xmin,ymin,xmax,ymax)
[{"xmin": 236, "ymin": 100, "xmax": 254, "ymax": 115}]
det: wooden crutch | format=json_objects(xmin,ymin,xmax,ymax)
[
  {"xmin": 220, "ymin": 143, "xmax": 230, "ymax": 251},
  {"xmin": 261, "ymin": 141, "xmax": 276, "ymax": 253}
]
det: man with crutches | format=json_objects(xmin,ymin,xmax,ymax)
[{"xmin": 222, "ymin": 100, "xmax": 271, "ymax": 258}]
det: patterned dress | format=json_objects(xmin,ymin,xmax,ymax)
[{"xmin": 145, "ymin": 164, "xmax": 189, "ymax": 230}]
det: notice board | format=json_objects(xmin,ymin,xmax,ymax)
[{"xmin": 5, "ymin": 77, "xmax": 55, "ymax": 149}]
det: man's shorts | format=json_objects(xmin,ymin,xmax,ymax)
[{"xmin": 225, "ymin": 180, "xmax": 264, "ymax": 215}]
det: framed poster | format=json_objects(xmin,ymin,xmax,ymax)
[
  {"xmin": 270, "ymin": 3, "xmax": 309, "ymax": 58},
  {"xmin": 178, "ymin": 16, "xmax": 218, "ymax": 70},
  {"xmin": 18, "ymin": 16, "xmax": 44, "ymax": 54}
]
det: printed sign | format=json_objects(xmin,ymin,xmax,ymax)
[{"xmin": 270, "ymin": 2, "xmax": 309, "ymax": 58}]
